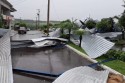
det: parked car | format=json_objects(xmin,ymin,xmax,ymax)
[{"xmin": 18, "ymin": 27, "xmax": 27, "ymax": 34}]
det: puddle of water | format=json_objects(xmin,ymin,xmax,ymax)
[{"xmin": 12, "ymin": 46, "xmax": 94, "ymax": 83}]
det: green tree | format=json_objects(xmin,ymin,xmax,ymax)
[
  {"xmin": 41, "ymin": 25, "xmax": 47, "ymax": 30},
  {"xmin": 53, "ymin": 23, "xmax": 60, "ymax": 29},
  {"xmin": 75, "ymin": 29, "xmax": 85, "ymax": 47},
  {"xmin": 85, "ymin": 19, "xmax": 96, "ymax": 29},
  {"xmin": 0, "ymin": 14, "xmax": 3, "ymax": 28},
  {"xmin": 119, "ymin": 13, "xmax": 125, "ymax": 39},
  {"xmin": 96, "ymin": 18, "xmax": 114, "ymax": 32},
  {"xmin": 20, "ymin": 22, "xmax": 27, "ymax": 27},
  {"xmin": 59, "ymin": 20, "xmax": 73, "ymax": 41}
]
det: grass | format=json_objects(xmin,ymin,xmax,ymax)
[
  {"xmin": 68, "ymin": 42, "xmax": 125, "ymax": 75},
  {"xmin": 68, "ymin": 42, "xmax": 86, "ymax": 54},
  {"xmin": 115, "ymin": 39, "xmax": 125, "ymax": 45},
  {"xmin": 96, "ymin": 57, "xmax": 125, "ymax": 75}
]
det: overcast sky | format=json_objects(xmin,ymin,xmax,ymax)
[{"xmin": 8, "ymin": 0, "xmax": 124, "ymax": 21}]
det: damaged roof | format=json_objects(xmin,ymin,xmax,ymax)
[{"xmin": 0, "ymin": 29, "xmax": 9, "ymax": 38}]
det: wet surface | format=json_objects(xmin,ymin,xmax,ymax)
[
  {"xmin": 11, "ymin": 30, "xmax": 93, "ymax": 83},
  {"xmin": 11, "ymin": 30, "xmax": 45, "ymax": 40},
  {"xmin": 12, "ymin": 46, "xmax": 93, "ymax": 83}
]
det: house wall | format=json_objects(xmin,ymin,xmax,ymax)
[{"xmin": 0, "ymin": 0, "xmax": 15, "ymax": 29}]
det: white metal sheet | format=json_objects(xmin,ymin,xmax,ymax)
[
  {"xmin": 53, "ymin": 66, "xmax": 109, "ymax": 83},
  {"xmin": 31, "ymin": 37, "xmax": 67, "ymax": 42},
  {"xmin": 49, "ymin": 28, "xmax": 61, "ymax": 37},
  {"xmin": 34, "ymin": 40, "xmax": 50, "ymax": 46},
  {"xmin": 81, "ymin": 35, "xmax": 114, "ymax": 58},
  {"xmin": 0, "ymin": 30, "xmax": 13, "ymax": 83}
]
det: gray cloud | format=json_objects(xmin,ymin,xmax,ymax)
[{"xmin": 9, "ymin": 0, "xmax": 124, "ymax": 21}]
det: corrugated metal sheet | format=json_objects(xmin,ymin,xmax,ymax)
[
  {"xmin": 0, "ymin": 29, "xmax": 13, "ymax": 83},
  {"xmin": 81, "ymin": 35, "xmax": 114, "ymax": 58},
  {"xmin": 53, "ymin": 66, "xmax": 109, "ymax": 83},
  {"xmin": 49, "ymin": 28, "xmax": 61, "ymax": 37},
  {"xmin": 96, "ymin": 32, "xmax": 122, "ymax": 38}
]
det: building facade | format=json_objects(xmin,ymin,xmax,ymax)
[{"xmin": 0, "ymin": 0, "xmax": 16, "ymax": 28}]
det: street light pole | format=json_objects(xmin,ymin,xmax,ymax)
[
  {"xmin": 47, "ymin": 0, "xmax": 50, "ymax": 36},
  {"xmin": 37, "ymin": 9, "xmax": 40, "ymax": 29},
  {"xmin": 36, "ymin": 17, "xmax": 38, "ymax": 29}
]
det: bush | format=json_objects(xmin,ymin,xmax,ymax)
[
  {"xmin": 102, "ymin": 50, "xmax": 125, "ymax": 62},
  {"xmin": 60, "ymin": 34, "xmax": 69, "ymax": 39},
  {"xmin": 85, "ymin": 19, "xmax": 96, "ymax": 29}
]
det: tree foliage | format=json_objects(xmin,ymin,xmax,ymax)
[
  {"xmin": 15, "ymin": 22, "xmax": 27, "ymax": 27},
  {"xmin": 59, "ymin": 19, "xmax": 74, "ymax": 41},
  {"xmin": 96, "ymin": 18, "xmax": 114, "ymax": 32},
  {"xmin": 85, "ymin": 19, "xmax": 96, "ymax": 29},
  {"xmin": 20, "ymin": 22, "xmax": 27, "ymax": 27},
  {"xmin": 119, "ymin": 14, "xmax": 125, "ymax": 28},
  {"xmin": 75, "ymin": 28, "xmax": 85, "ymax": 36},
  {"xmin": 74, "ymin": 29, "xmax": 85, "ymax": 47},
  {"xmin": 59, "ymin": 20, "xmax": 73, "ymax": 30},
  {"xmin": 41, "ymin": 25, "xmax": 47, "ymax": 30},
  {"xmin": 0, "ymin": 14, "xmax": 3, "ymax": 28}
]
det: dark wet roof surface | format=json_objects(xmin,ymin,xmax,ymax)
[
  {"xmin": 0, "ymin": 29, "xmax": 9, "ymax": 38},
  {"xmin": 12, "ymin": 47, "xmax": 94, "ymax": 83}
]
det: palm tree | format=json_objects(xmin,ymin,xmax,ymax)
[
  {"xmin": 75, "ymin": 29, "xmax": 85, "ymax": 47},
  {"xmin": 59, "ymin": 20, "xmax": 73, "ymax": 41}
]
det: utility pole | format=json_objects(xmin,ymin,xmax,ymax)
[
  {"xmin": 47, "ymin": 0, "xmax": 50, "ymax": 36},
  {"xmin": 36, "ymin": 17, "xmax": 38, "ymax": 29},
  {"xmin": 37, "ymin": 9, "xmax": 40, "ymax": 29}
]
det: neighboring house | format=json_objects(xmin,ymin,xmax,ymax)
[{"xmin": 0, "ymin": 0, "xmax": 16, "ymax": 28}]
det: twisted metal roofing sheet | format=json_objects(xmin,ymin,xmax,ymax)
[
  {"xmin": 81, "ymin": 35, "xmax": 114, "ymax": 58},
  {"xmin": 0, "ymin": 29, "xmax": 13, "ymax": 83},
  {"xmin": 53, "ymin": 66, "xmax": 109, "ymax": 83}
]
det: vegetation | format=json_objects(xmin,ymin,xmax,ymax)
[
  {"xmin": 0, "ymin": 14, "xmax": 3, "ymax": 28},
  {"xmin": 59, "ymin": 20, "xmax": 73, "ymax": 41},
  {"xmin": 15, "ymin": 22, "xmax": 27, "ymax": 27},
  {"xmin": 119, "ymin": 12, "xmax": 125, "ymax": 39},
  {"xmin": 20, "ymin": 22, "xmax": 27, "ymax": 27},
  {"xmin": 96, "ymin": 57, "xmax": 125, "ymax": 75},
  {"xmin": 85, "ymin": 19, "xmax": 96, "ymax": 29},
  {"xmin": 115, "ymin": 40, "xmax": 125, "ymax": 45},
  {"xmin": 68, "ymin": 42, "xmax": 86, "ymax": 53},
  {"xmin": 27, "ymin": 24, "xmax": 36, "ymax": 30},
  {"xmin": 14, "ymin": 22, "xmax": 27, "ymax": 30},
  {"xmin": 74, "ymin": 29, "xmax": 85, "ymax": 47},
  {"xmin": 96, "ymin": 18, "xmax": 114, "ymax": 32},
  {"xmin": 41, "ymin": 25, "xmax": 47, "ymax": 31},
  {"xmin": 96, "ymin": 50, "xmax": 125, "ymax": 62}
]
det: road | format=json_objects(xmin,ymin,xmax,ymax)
[{"xmin": 11, "ymin": 30, "xmax": 45, "ymax": 41}]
